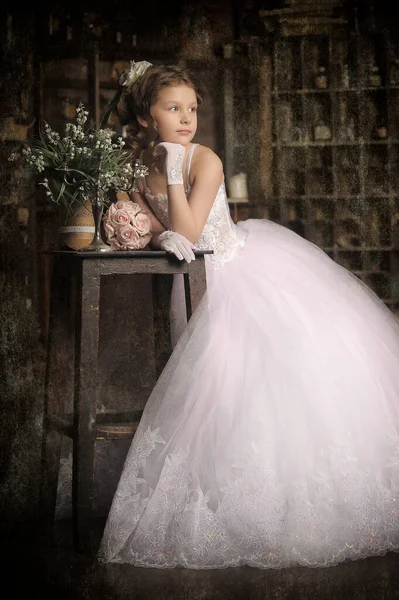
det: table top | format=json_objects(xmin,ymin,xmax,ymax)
[{"xmin": 43, "ymin": 249, "xmax": 214, "ymax": 259}]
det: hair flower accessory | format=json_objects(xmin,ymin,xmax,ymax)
[{"xmin": 120, "ymin": 60, "xmax": 153, "ymax": 89}]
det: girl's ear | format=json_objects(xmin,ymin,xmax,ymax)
[{"xmin": 137, "ymin": 116, "xmax": 149, "ymax": 128}]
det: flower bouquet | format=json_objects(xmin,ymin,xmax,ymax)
[
  {"xmin": 9, "ymin": 102, "xmax": 149, "ymax": 251},
  {"xmin": 103, "ymin": 199, "xmax": 152, "ymax": 250}
]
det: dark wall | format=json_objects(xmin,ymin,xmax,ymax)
[{"xmin": 1, "ymin": 0, "xmax": 399, "ymax": 527}]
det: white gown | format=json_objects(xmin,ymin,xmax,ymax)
[{"xmin": 98, "ymin": 143, "xmax": 399, "ymax": 569}]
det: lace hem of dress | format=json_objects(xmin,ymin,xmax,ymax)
[{"xmin": 99, "ymin": 425, "xmax": 399, "ymax": 569}]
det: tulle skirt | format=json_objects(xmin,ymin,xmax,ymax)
[{"xmin": 99, "ymin": 218, "xmax": 399, "ymax": 569}]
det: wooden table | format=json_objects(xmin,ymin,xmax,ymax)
[{"xmin": 40, "ymin": 249, "xmax": 211, "ymax": 552}]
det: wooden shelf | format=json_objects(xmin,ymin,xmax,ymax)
[
  {"xmin": 350, "ymin": 270, "xmax": 391, "ymax": 275},
  {"xmin": 270, "ymin": 17, "xmax": 399, "ymax": 307},
  {"xmin": 230, "ymin": 31, "xmax": 399, "ymax": 307},
  {"xmin": 277, "ymin": 195, "xmax": 399, "ymax": 200},
  {"xmin": 270, "ymin": 16, "xmax": 399, "ymax": 311},
  {"xmin": 43, "ymin": 79, "xmax": 118, "ymax": 91},
  {"xmin": 273, "ymin": 86, "xmax": 399, "ymax": 95},
  {"xmin": 273, "ymin": 141, "xmax": 399, "ymax": 147},
  {"xmin": 335, "ymin": 247, "xmax": 395, "ymax": 251},
  {"xmin": 227, "ymin": 198, "xmax": 249, "ymax": 204},
  {"xmin": 268, "ymin": 23, "xmax": 399, "ymax": 311}
]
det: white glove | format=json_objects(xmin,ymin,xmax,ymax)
[
  {"xmin": 154, "ymin": 142, "xmax": 185, "ymax": 186},
  {"xmin": 158, "ymin": 230, "xmax": 195, "ymax": 263}
]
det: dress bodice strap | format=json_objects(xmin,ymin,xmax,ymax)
[{"xmin": 185, "ymin": 144, "xmax": 198, "ymax": 190}]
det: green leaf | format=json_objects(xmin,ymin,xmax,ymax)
[{"xmin": 56, "ymin": 180, "xmax": 66, "ymax": 203}]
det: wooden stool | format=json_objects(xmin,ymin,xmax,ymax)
[{"xmin": 40, "ymin": 249, "xmax": 211, "ymax": 552}]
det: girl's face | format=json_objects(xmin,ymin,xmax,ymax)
[{"xmin": 143, "ymin": 84, "xmax": 198, "ymax": 146}]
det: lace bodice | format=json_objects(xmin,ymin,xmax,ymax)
[{"xmin": 140, "ymin": 144, "xmax": 246, "ymax": 269}]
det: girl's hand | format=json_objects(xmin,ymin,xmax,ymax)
[
  {"xmin": 154, "ymin": 142, "xmax": 185, "ymax": 186},
  {"xmin": 158, "ymin": 230, "xmax": 195, "ymax": 262}
]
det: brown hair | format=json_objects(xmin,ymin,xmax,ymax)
[{"xmin": 117, "ymin": 65, "xmax": 205, "ymax": 157}]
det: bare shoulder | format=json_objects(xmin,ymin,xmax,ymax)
[{"xmin": 190, "ymin": 144, "xmax": 223, "ymax": 177}]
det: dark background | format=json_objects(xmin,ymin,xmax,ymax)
[{"xmin": 1, "ymin": 1, "xmax": 399, "ymax": 598}]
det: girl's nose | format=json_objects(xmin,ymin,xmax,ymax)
[{"xmin": 181, "ymin": 112, "xmax": 191, "ymax": 124}]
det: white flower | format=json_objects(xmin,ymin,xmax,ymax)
[
  {"xmin": 9, "ymin": 100, "xmax": 143, "ymax": 208},
  {"xmin": 44, "ymin": 122, "xmax": 61, "ymax": 144},
  {"xmin": 76, "ymin": 102, "xmax": 89, "ymax": 126},
  {"xmin": 120, "ymin": 60, "xmax": 153, "ymax": 88}
]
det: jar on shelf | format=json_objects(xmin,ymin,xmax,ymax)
[
  {"xmin": 339, "ymin": 118, "xmax": 356, "ymax": 142},
  {"xmin": 288, "ymin": 206, "xmax": 297, "ymax": 221},
  {"xmin": 369, "ymin": 65, "xmax": 382, "ymax": 87},
  {"xmin": 314, "ymin": 119, "xmax": 331, "ymax": 141},
  {"xmin": 375, "ymin": 122, "xmax": 388, "ymax": 140},
  {"xmin": 223, "ymin": 44, "xmax": 233, "ymax": 59},
  {"xmin": 280, "ymin": 103, "xmax": 293, "ymax": 142},
  {"xmin": 348, "ymin": 118, "xmax": 356, "ymax": 141},
  {"xmin": 313, "ymin": 205, "xmax": 325, "ymax": 220},
  {"xmin": 389, "ymin": 58, "xmax": 399, "ymax": 85},
  {"xmin": 292, "ymin": 126, "xmax": 308, "ymax": 143},
  {"xmin": 342, "ymin": 64, "xmax": 350, "ymax": 88},
  {"xmin": 337, "ymin": 100, "xmax": 355, "ymax": 142},
  {"xmin": 315, "ymin": 66, "xmax": 328, "ymax": 89},
  {"xmin": 368, "ymin": 210, "xmax": 381, "ymax": 246}
]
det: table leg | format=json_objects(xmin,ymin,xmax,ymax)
[
  {"xmin": 40, "ymin": 257, "xmax": 74, "ymax": 535},
  {"xmin": 73, "ymin": 260, "xmax": 101, "ymax": 553},
  {"xmin": 152, "ymin": 274, "xmax": 173, "ymax": 378},
  {"xmin": 184, "ymin": 256, "xmax": 207, "ymax": 321}
]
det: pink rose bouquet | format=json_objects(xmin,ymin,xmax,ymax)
[{"xmin": 103, "ymin": 199, "xmax": 152, "ymax": 250}]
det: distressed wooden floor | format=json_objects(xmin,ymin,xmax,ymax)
[{"xmin": 3, "ymin": 518, "xmax": 399, "ymax": 600}]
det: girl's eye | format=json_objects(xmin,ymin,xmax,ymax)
[
  {"xmin": 189, "ymin": 107, "xmax": 197, "ymax": 112},
  {"xmin": 169, "ymin": 107, "xmax": 178, "ymax": 112}
]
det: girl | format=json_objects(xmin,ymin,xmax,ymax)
[{"xmin": 99, "ymin": 61, "xmax": 399, "ymax": 569}]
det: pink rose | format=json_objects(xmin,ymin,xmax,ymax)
[
  {"xmin": 103, "ymin": 201, "xmax": 152, "ymax": 250},
  {"xmin": 105, "ymin": 203, "xmax": 117, "ymax": 219},
  {"xmin": 115, "ymin": 199, "xmax": 141, "ymax": 217},
  {"xmin": 110, "ymin": 208, "xmax": 131, "ymax": 226},
  {"xmin": 107, "ymin": 236, "xmax": 124, "ymax": 250},
  {"xmin": 116, "ymin": 224, "xmax": 140, "ymax": 247},
  {"xmin": 132, "ymin": 211, "xmax": 152, "ymax": 236},
  {"xmin": 103, "ymin": 220, "xmax": 115, "ymax": 239}
]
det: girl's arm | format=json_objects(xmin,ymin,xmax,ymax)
[
  {"xmin": 119, "ymin": 188, "xmax": 166, "ymax": 249},
  {"xmin": 121, "ymin": 188, "xmax": 194, "ymax": 261},
  {"xmin": 165, "ymin": 146, "xmax": 224, "ymax": 244}
]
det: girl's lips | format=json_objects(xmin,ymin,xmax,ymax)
[{"xmin": 177, "ymin": 130, "xmax": 191, "ymax": 135}]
